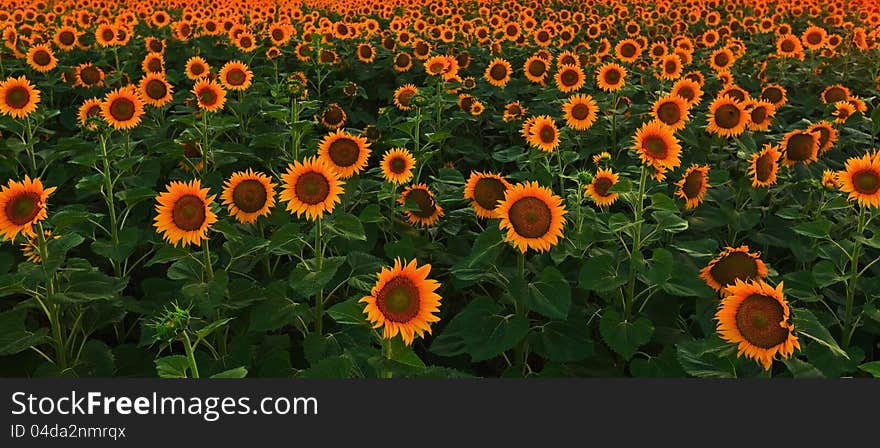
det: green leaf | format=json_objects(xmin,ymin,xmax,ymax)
[
  {"xmin": 792, "ymin": 219, "xmax": 832, "ymax": 238},
  {"xmin": 599, "ymin": 309, "xmax": 653, "ymax": 360},
  {"xmin": 643, "ymin": 248, "xmax": 673, "ymax": 285},
  {"xmin": 210, "ymin": 367, "xmax": 248, "ymax": 378},
  {"xmin": 650, "ymin": 193, "xmax": 677, "ymax": 211},
  {"xmin": 430, "ymin": 297, "xmax": 528, "ymax": 362},
  {"xmin": 75, "ymin": 340, "xmax": 116, "ymax": 377},
  {"xmin": 675, "ymin": 337, "xmax": 737, "ymax": 378},
  {"xmin": 328, "ymin": 213, "xmax": 367, "ymax": 241},
  {"xmin": 651, "ymin": 210, "xmax": 688, "ymax": 233},
  {"xmin": 793, "ymin": 308, "xmax": 849, "ymax": 359},
  {"xmin": 155, "ymin": 355, "xmax": 191, "ymax": 378},
  {"xmin": 858, "ymin": 361, "xmax": 880, "ymax": 378},
  {"xmin": 327, "ymin": 296, "xmax": 369, "ymax": 326},
  {"xmin": 300, "ymin": 355, "xmax": 354, "ymax": 378},
  {"xmin": 812, "ymin": 260, "xmax": 844, "ymax": 288},
  {"xmin": 195, "ymin": 317, "xmax": 234, "ymax": 340},
  {"xmin": 248, "ymin": 298, "xmax": 305, "ymax": 333},
  {"xmin": 782, "ymin": 358, "xmax": 825, "ymax": 378},
  {"xmin": 512, "ymin": 266, "xmax": 571, "ymax": 320},
  {"xmin": 289, "ymin": 256, "xmax": 345, "ymax": 298},
  {"xmin": 267, "ymin": 223, "xmax": 303, "ymax": 255},
  {"xmin": 0, "ymin": 307, "xmax": 50, "ymax": 356},
  {"xmin": 578, "ymin": 254, "xmax": 627, "ymax": 292},
  {"xmin": 529, "ymin": 319, "xmax": 594, "ymax": 362},
  {"xmin": 386, "ymin": 337, "xmax": 425, "ymax": 368}
]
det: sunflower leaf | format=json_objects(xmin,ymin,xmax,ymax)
[
  {"xmin": 858, "ymin": 361, "xmax": 880, "ymax": 378},
  {"xmin": 793, "ymin": 308, "xmax": 849, "ymax": 359},
  {"xmin": 792, "ymin": 219, "xmax": 832, "ymax": 239},
  {"xmin": 599, "ymin": 309, "xmax": 653, "ymax": 360}
]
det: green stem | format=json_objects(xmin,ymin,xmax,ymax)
[
  {"xmin": 513, "ymin": 251, "xmax": 529, "ymax": 374},
  {"xmin": 314, "ymin": 217, "xmax": 324, "ymax": 336},
  {"xmin": 555, "ymin": 147, "xmax": 565, "ymax": 193},
  {"xmin": 182, "ymin": 332, "xmax": 200, "ymax": 379},
  {"xmin": 625, "ymin": 165, "xmax": 649, "ymax": 319},
  {"xmin": 842, "ymin": 207, "xmax": 867, "ymax": 347},
  {"xmin": 202, "ymin": 237, "xmax": 214, "ymax": 280},
  {"xmin": 37, "ymin": 224, "xmax": 66, "ymax": 370},
  {"xmin": 290, "ymin": 97, "xmax": 300, "ymax": 161},
  {"xmin": 381, "ymin": 337, "xmax": 392, "ymax": 379},
  {"xmin": 24, "ymin": 118, "xmax": 37, "ymax": 176},
  {"xmin": 202, "ymin": 110, "xmax": 211, "ymax": 171},
  {"xmin": 99, "ymin": 133, "xmax": 121, "ymax": 276}
]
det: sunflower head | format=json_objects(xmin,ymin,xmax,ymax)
[
  {"xmin": 0, "ymin": 76, "xmax": 41, "ymax": 119},
  {"xmin": 676, "ymin": 164, "xmax": 711, "ymax": 210},
  {"xmin": 562, "ymin": 94, "xmax": 598, "ymax": 131},
  {"xmin": 219, "ymin": 61, "xmax": 253, "ymax": 91},
  {"xmin": 393, "ymin": 84, "xmax": 418, "ymax": 111},
  {"xmin": 221, "ymin": 169, "xmax": 276, "ymax": 224},
  {"xmin": 497, "ymin": 181, "xmax": 567, "ymax": 253},
  {"xmin": 138, "ymin": 74, "xmax": 173, "ymax": 108},
  {"xmin": 360, "ymin": 258, "xmax": 442, "ymax": 345},
  {"xmin": 100, "ymin": 86, "xmax": 144, "ymax": 130},
  {"xmin": 398, "ymin": 184, "xmax": 444, "ymax": 227},
  {"xmin": 279, "ymin": 156, "xmax": 345, "ymax": 221},
  {"xmin": 464, "ymin": 172, "xmax": 512, "ymax": 218},
  {"xmin": 555, "ymin": 64, "xmax": 585, "ymax": 93},
  {"xmin": 837, "ymin": 150, "xmax": 880, "ymax": 208},
  {"xmin": 596, "ymin": 62, "xmax": 627, "ymax": 92},
  {"xmin": 700, "ymin": 245, "xmax": 769, "ymax": 292},
  {"xmin": 0, "ymin": 176, "xmax": 56, "ymax": 242},
  {"xmin": 586, "ymin": 168, "xmax": 619, "ymax": 206},
  {"xmin": 317, "ymin": 129, "xmax": 371, "ymax": 178},
  {"xmin": 652, "ymin": 95, "xmax": 689, "ymax": 130},
  {"xmin": 781, "ymin": 129, "xmax": 820, "ymax": 167},
  {"xmin": 706, "ymin": 96, "xmax": 748, "ymax": 138},
  {"xmin": 153, "ymin": 179, "xmax": 218, "ymax": 247},
  {"xmin": 380, "ymin": 148, "xmax": 416, "ymax": 185},
  {"xmin": 527, "ymin": 115, "xmax": 560, "ymax": 153},
  {"xmin": 192, "ymin": 79, "xmax": 227, "ymax": 113},
  {"xmin": 632, "ymin": 120, "xmax": 681, "ymax": 170},
  {"xmin": 484, "ymin": 57, "xmax": 512, "ymax": 87}
]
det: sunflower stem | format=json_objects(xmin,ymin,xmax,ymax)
[
  {"xmin": 23, "ymin": 117, "xmax": 37, "ymax": 177},
  {"xmin": 625, "ymin": 165, "xmax": 649, "ymax": 319},
  {"xmin": 381, "ymin": 337, "xmax": 393, "ymax": 379},
  {"xmin": 315, "ymin": 217, "xmax": 324, "ymax": 336},
  {"xmin": 182, "ymin": 332, "xmax": 200, "ymax": 379},
  {"xmin": 513, "ymin": 251, "xmax": 529, "ymax": 374},
  {"xmin": 842, "ymin": 206, "xmax": 867, "ymax": 348},
  {"xmin": 555, "ymin": 145, "xmax": 565, "ymax": 193},
  {"xmin": 99, "ymin": 132, "xmax": 121, "ymax": 277},
  {"xmin": 202, "ymin": 237, "xmax": 214, "ymax": 280},
  {"xmin": 36, "ymin": 223, "xmax": 66, "ymax": 370}
]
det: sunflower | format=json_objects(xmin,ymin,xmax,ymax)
[
  {"xmin": 497, "ymin": 181, "xmax": 566, "ymax": 253},
  {"xmin": 192, "ymin": 80, "xmax": 226, "ymax": 112},
  {"xmin": 676, "ymin": 164, "xmax": 711, "ymax": 209},
  {"xmin": 709, "ymin": 47, "xmax": 735, "ymax": 72},
  {"xmin": 319, "ymin": 103, "xmax": 347, "ymax": 130},
  {"xmin": 523, "ymin": 55, "xmax": 549, "ymax": 84},
  {"xmin": 596, "ymin": 63, "xmax": 627, "ymax": 92},
  {"xmin": 398, "ymin": 184, "xmax": 443, "ymax": 227},
  {"xmin": 837, "ymin": 151, "xmax": 880, "ymax": 208},
  {"xmin": 657, "ymin": 54, "xmax": 683, "ymax": 80},
  {"xmin": 527, "ymin": 115, "xmax": 560, "ymax": 152},
  {"xmin": 562, "ymin": 94, "xmax": 598, "ymax": 131},
  {"xmin": 700, "ymin": 245, "xmax": 769, "ymax": 292},
  {"xmin": 749, "ymin": 144, "xmax": 781, "ymax": 188},
  {"xmin": 393, "ymin": 84, "xmax": 418, "ymax": 111},
  {"xmin": 821, "ymin": 84, "xmax": 850, "ymax": 104},
  {"xmin": 503, "ymin": 101, "xmax": 527, "ymax": 122},
  {"xmin": 832, "ymin": 101, "xmax": 856, "ymax": 124},
  {"xmin": 615, "ymin": 38, "xmax": 642, "ymax": 62},
  {"xmin": 0, "ymin": 76, "xmax": 40, "ymax": 119},
  {"xmin": 153, "ymin": 179, "xmax": 217, "ymax": 247},
  {"xmin": 360, "ymin": 258, "xmax": 441, "ymax": 346},
  {"xmin": 586, "ymin": 168, "xmax": 619, "ymax": 206},
  {"xmin": 393, "ymin": 52, "xmax": 413, "ymax": 72},
  {"xmin": 822, "ymin": 170, "xmax": 841, "ymax": 189},
  {"xmin": 101, "ymin": 87, "xmax": 144, "ymax": 130},
  {"xmin": 808, "ymin": 121, "xmax": 838, "ymax": 153},
  {"xmin": 279, "ymin": 156, "xmax": 345, "ymax": 221},
  {"xmin": 671, "ymin": 78, "xmax": 704, "ymax": 107},
  {"xmin": 317, "ymin": 129, "xmax": 371, "ymax": 178},
  {"xmin": 484, "ymin": 57, "xmax": 512, "ymax": 87},
  {"xmin": 781, "ymin": 129, "xmax": 820, "ymax": 167},
  {"xmin": 706, "ymin": 96, "xmax": 748, "ymax": 138},
  {"xmin": 776, "ymin": 34, "xmax": 804, "ymax": 59},
  {"xmin": 218, "ymin": 61, "xmax": 253, "ymax": 91},
  {"xmin": 0, "ymin": 176, "xmax": 56, "ymax": 242},
  {"xmin": 77, "ymin": 98, "xmax": 103, "ymax": 130},
  {"xmin": 632, "ymin": 120, "xmax": 681, "ymax": 169},
  {"xmin": 141, "ymin": 52, "xmax": 165, "ymax": 75},
  {"xmin": 716, "ymin": 279, "xmax": 800, "ymax": 370},
  {"xmin": 464, "ymin": 172, "xmax": 512, "ymax": 218},
  {"xmin": 20, "ymin": 230, "xmax": 58, "ymax": 263},
  {"xmin": 555, "ymin": 64, "xmax": 585, "ymax": 93},
  {"xmin": 221, "ymin": 169, "xmax": 276, "ymax": 224},
  {"xmin": 54, "ymin": 26, "xmax": 78, "ymax": 51},
  {"xmin": 138, "ymin": 74, "xmax": 173, "ymax": 107},
  {"xmin": 802, "ymin": 26, "xmax": 827, "ymax": 50},
  {"xmin": 184, "ymin": 56, "xmax": 210, "ymax": 80},
  {"xmin": 380, "ymin": 148, "xmax": 416, "ymax": 185},
  {"xmin": 26, "ymin": 44, "xmax": 57, "ymax": 73},
  {"xmin": 74, "ymin": 63, "xmax": 105, "ymax": 88},
  {"xmin": 424, "ymin": 55, "xmax": 450, "ymax": 76},
  {"xmin": 760, "ymin": 84, "xmax": 787, "ymax": 107},
  {"xmin": 652, "ymin": 95, "xmax": 690, "ymax": 131},
  {"xmin": 356, "ymin": 43, "xmax": 375, "ymax": 63},
  {"xmin": 746, "ymin": 100, "xmax": 775, "ymax": 131}
]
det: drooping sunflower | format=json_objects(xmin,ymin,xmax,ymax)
[
  {"xmin": 319, "ymin": 103, "xmax": 347, "ymax": 130},
  {"xmin": 192, "ymin": 79, "xmax": 226, "ymax": 112},
  {"xmin": 676, "ymin": 164, "xmax": 711, "ymax": 210},
  {"xmin": 749, "ymin": 144, "xmax": 781, "ymax": 188},
  {"xmin": 523, "ymin": 55, "xmax": 549, "ymax": 84},
  {"xmin": 706, "ymin": 96, "xmax": 748, "ymax": 138},
  {"xmin": 760, "ymin": 84, "xmax": 787, "ymax": 107},
  {"xmin": 596, "ymin": 63, "xmax": 627, "ymax": 92},
  {"xmin": 555, "ymin": 64, "xmax": 585, "ymax": 93},
  {"xmin": 221, "ymin": 169, "xmax": 276, "ymax": 224},
  {"xmin": 716, "ymin": 279, "xmax": 800, "ymax": 371},
  {"xmin": 464, "ymin": 171, "xmax": 512, "ymax": 218},
  {"xmin": 586, "ymin": 168, "xmax": 619, "ymax": 206},
  {"xmin": 746, "ymin": 100, "xmax": 775, "ymax": 131},
  {"xmin": 101, "ymin": 87, "xmax": 144, "ymax": 130},
  {"xmin": 0, "ymin": 76, "xmax": 40, "ymax": 119},
  {"xmin": 781, "ymin": 129, "xmax": 820, "ymax": 167},
  {"xmin": 138, "ymin": 74, "xmax": 173, "ymax": 108},
  {"xmin": 808, "ymin": 121, "xmax": 838, "ymax": 153},
  {"xmin": 218, "ymin": 61, "xmax": 253, "ymax": 91},
  {"xmin": 484, "ymin": 57, "xmax": 512, "ymax": 88},
  {"xmin": 527, "ymin": 115, "xmax": 560, "ymax": 152},
  {"xmin": 77, "ymin": 98, "xmax": 103, "ymax": 130},
  {"xmin": 503, "ymin": 101, "xmax": 527, "ymax": 122},
  {"xmin": 652, "ymin": 95, "xmax": 690, "ymax": 131},
  {"xmin": 0, "ymin": 176, "xmax": 56, "ymax": 242},
  {"xmin": 837, "ymin": 150, "xmax": 880, "ymax": 208},
  {"xmin": 26, "ymin": 44, "xmax": 57, "ymax": 73},
  {"xmin": 822, "ymin": 170, "xmax": 841, "ymax": 189},
  {"xmin": 632, "ymin": 120, "xmax": 681, "ymax": 169},
  {"xmin": 20, "ymin": 230, "xmax": 58, "ymax": 263},
  {"xmin": 399, "ymin": 184, "xmax": 444, "ymax": 227},
  {"xmin": 380, "ymin": 148, "xmax": 416, "ymax": 185},
  {"xmin": 317, "ymin": 129, "xmax": 371, "ymax": 178},
  {"xmin": 700, "ymin": 245, "xmax": 769, "ymax": 292},
  {"xmin": 832, "ymin": 101, "xmax": 856, "ymax": 124},
  {"xmin": 393, "ymin": 84, "xmax": 418, "ymax": 111},
  {"xmin": 360, "ymin": 258, "xmax": 441, "ymax": 346},
  {"xmin": 184, "ymin": 57, "xmax": 210, "ymax": 80},
  {"xmin": 562, "ymin": 94, "xmax": 598, "ymax": 131},
  {"xmin": 497, "ymin": 181, "xmax": 566, "ymax": 253},
  {"xmin": 279, "ymin": 156, "xmax": 345, "ymax": 221},
  {"xmin": 153, "ymin": 179, "xmax": 217, "ymax": 247},
  {"xmin": 821, "ymin": 84, "xmax": 850, "ymax": 104}
]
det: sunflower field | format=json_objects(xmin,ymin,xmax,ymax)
[{"xmin": 0, "ymin": 0, "xmax": 878, "ymax": 380}]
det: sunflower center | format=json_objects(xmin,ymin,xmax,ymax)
[
  {"xmin": 389, "ymin": 156, "xmax": 407, "ymax": 174},
  {"xmin": 198, "ymin": 87, "xmax": 218, "ymax": 106},
  {"xmin": 594, "ymin": 177, "xmax": 613, "ymax": 197},
  {"xmin": 657, "ymin": 102, "xmax": 681, "ymax": 125},
  {"xmin": 604, "ymin": 68, "xmax": 621, "ymax": 84},
  {"xmin": 148, "ymin": 40, "xmax": 163, "ymax": 52},
  {"xmin": 232, "ymin": 179, "xmax": 268, "ymax": 213},
  {"xmin": 405, "ymin": 189, "xmax": 436, "ymax": 218},
  {"xmin": 5, "ymin": 192, "xmax": 41, "ymax": 225},
  {"xmin": 226, "ymin": 68, "xmax": 246, "ymax": 86},
  {"xmin": 145, "ymin": 79, "xmax": 167, "ymax": 99},
  {"xmin": 59, "ymin": 31, "xmax": 75, "ymax": 45},
  {"xmin": 528, "ymin": 59, "xmax": 546, "ymax": 77},
  {"xmin": 376, "ymin": 276, "xmax": 420, "ymax": 323},
  {"xmin": 713, "ymin": 52, "xmax": 729, "ymax": 67},
  {"xmin": 571, "ymin": 103, "xmax": 590, "ymax": 121},
  {"xmin": 395, "ymin": 54, "xmax": 410, "ymax": 67},
  {"xmin": 429, "ymin": 62, "xmax": 445, "ymax": 73},
  {"xmin": 620, "ymin": 43, "xmax": 636, "ymax": 57},
  {"xmin": 824, "ymin": 87, "xmax": 846, "ymax": 103},
  {"xmin": 473, "ymin": 178, "xmax": 506, "ymax": 210},
  {"xmin": 272, "ymin": 29, "xmax": 284, "ymax": 41},
  {"xmin": 239, "ymin": 36, "xmax": 252, "ymax": 48},
  {"xmin": 33, "ymin": 50, "xmax": 51, "ymax": 66},
  {"xmin": 397, "ymin": 90, "xmax": 414, "ymax": 107},
  {"xmin": 683, "ymin": 171, "xmax": 704, "ymax": 199},
  {"xmin": 490, "ymin": 64, "xmax": 507, "ymax": 80},
  {"xmin": 852, "ymin": 170, "xmax": 880, "ymax": 195},
  {"xmin": 109, "ymin": 97, "xmax": 135, "ymax": 121},
  {"xmin": 786, "ymin": 133, "xmax": 815, "ymax": 161},
  {"xmin": 780, "ymin": 40, "xmax": 795, "ymax": 52},
  {"xmin": 561, "ymin": 69, "xmax": 578, "ymax": 86},
  {"xmin": 328, "ymin": 137, "xmax": 360, "ymax": 167},
  {"xmin": 5, "ymin": 86, "xmax": 30, "ymax": 109},
  {"xmin": 755, "ymin": 153, "xmax": 774, "ymax": 182},
  {"xmin": 762, "ymin": 88, "xmax": 782, "ymax": 103},
  {"xmin": 508, "ymin": 196, "xmax": 552, "ymax": 238},
  {"xmin": 735, "ymin": 294, "xmax": 789, "ymax": 349},
  {"xmin": 677, "ymin": 86, "xmax": 695, "ymax": 101},
  {"xmin": 323, "ymin": 107, "xmax": 343, "ymax": 125},
  {"xmin": 171, "ymin": 194, "xmax": 206, "ymax": 231},
  {"xmin": 715, "ymin": 104, "xmax": 741, "ymax": 129},
  {"xmin": 147, "ymin": 58, "xmax": 162, "ymax": 73},
  {"xmin": 359, "ymin": 46, "xmax": 373, "ymax": 59},
  {"xmin": 750, "ymin": 106, "xmax": 767, "ymax": 124},
  {"xmin": 101, "ymin": 29, "xmax": 114, "ymax": 42},
  {"xmin": 644, "ymin": 135, "xmax": 669, "ymax": 158},
  {"xmin": 539, "ymin": 125, "xmax": 555, "ymax": 143},
  {"xmin": 709, "ymin": 251, "xmax": 759, "ymax": 287},
  {"xmin": 190, "ymin": 63, "xmax": 205, "ymax": 76},
  {"xmin": 294, "ymin": 172, "xmax": 331, "ymax": 205},
  {"xmin": 807, "ymin": 33, "xmax": 822, "ymax": 45},
  {"xmin": 664, "ymin": 60, "xmax": 677, "ymax": 73}
]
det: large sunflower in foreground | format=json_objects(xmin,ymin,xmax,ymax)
[
  {"xmin": 153, "ymin": 179, "xmax": 217, "ymax": 247},
  {"xmin": 586, "ymin": 168, "xmax": 619, "ymax": 206},
  {"xmin": 279, "ymin": 156, "xmax": 344, "ymax": 221},
  {"xmin": 700, "ymin": 245, "xmax": 769, "ymax": 292},
  {"xmin": 748, "ymin": 144, "xmax": 781, "ymax": 187},
  {"xmin": 101, "ymin": 86, "xmax": 144, "ymax": 130},
  {"xmin": 706, "ymin": 96, "xmax": 748, "ymax": 138},
  {"xmin": 464, "ymin": 171, "xmax": 512, "ymax": 218},
  {"xmin": 380, "ymin": 148, "xmax": 416, "ymax": 185},
  {"xmin": 676, "ymin": 164, "xmax": 710, "ymax": 209},
  {"xmin": 0, "ymin": 176, "xmax": 56, "ymax": 242},
  {"xmin": 632, "ymin": 120, "xmax": 681, "ymax": 169},
  {"xmin": 497, "ymin": 181, "xmax": 566, "ymax": 253},
  {"xmin": 837, "ymin": 150, "xmax": 880, "ymax": 208},
  {"xmin": 0, "ymin": 76, "xmax": 40, "ymax": 119},
  {"xmin": 318, "ymin": 129, "xmax": 371, "ymax": 178},
  {"xmin": 399, "ymin": 184, "xmax": 444, "ymax": 227},
  {"xmin": 360, "ymin": 258, "xmax": 441, "ymax": 345},
  {"xmin": 716, "ymin": 279, "xmax": 799, "ymax": 371},
  {"xmin": 221, "ymin": 169, "xmax": 276, "ymax": 224}
]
